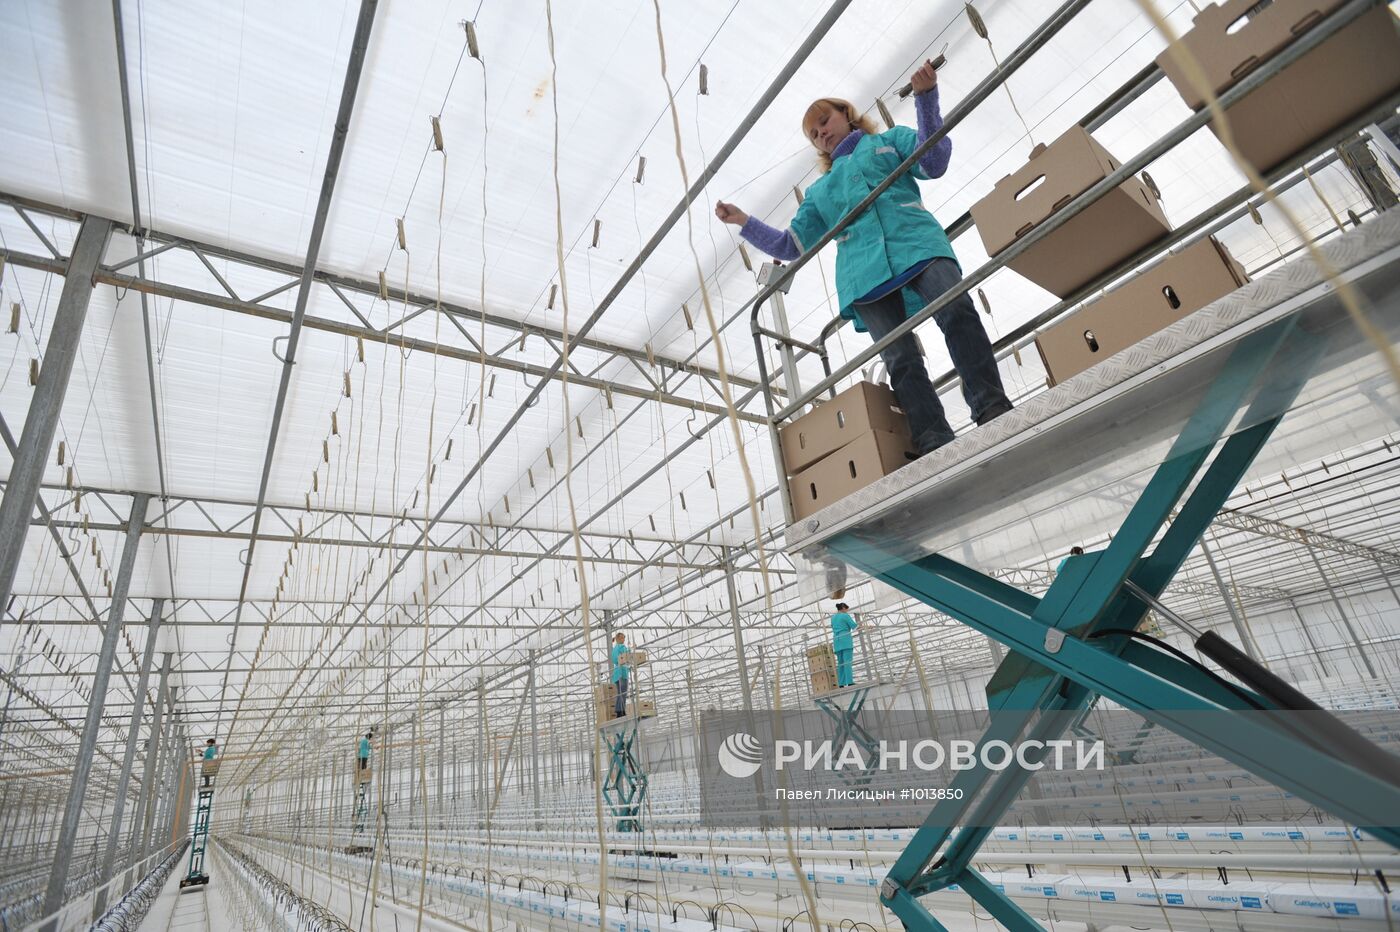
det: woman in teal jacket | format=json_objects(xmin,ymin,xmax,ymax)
[
  {"xmin": 610, "ymin": 633, "xmax": 631, "ymax": 718},
  {"xmin": 830, "ymin": 602, "xmax": 859, "ymax": 688},
  {"xmin": 718, "ymin": 61, "xmax": 1011, "ymax": 454}
]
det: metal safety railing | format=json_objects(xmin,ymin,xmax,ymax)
[{"xmin": 745, "ymin": 0, "xmax": 1396, "ymax": 524}]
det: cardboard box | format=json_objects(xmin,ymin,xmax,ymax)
[
  {"xmin": 778, "ymin": 381, "xmax": 911, "ymax": 476},
  {"xmin": 811, "ymin": 669, "xmax": 837, "ymax": 694},
  {"xmin": 788, "ymin": 429, "xmax": 916, "ymax": 520},
  {"xmin": 1036, "ymin": 236, "xmax": 1248, "ymax": 386},
  {"xmin": 621, "ymin": 650, "xmax": 648, "ymax": 667},
  {"xmin": 598, "ymin": 698, "xmax": 655, "ymax": 720},
  {"xmin": 806, "ymin": 644, "xmax": 836, "ymax": 674},
  {"xmin": 969, "ymin": 126, "xmax": 1171, "ymax": 298},
  {"xmin": 1157, "ymin": 2, "xmax": 1400, "ymax": 172},
  {"xmin": 357, "ymin": 767, "xmax": 373, "ymax": 784}
]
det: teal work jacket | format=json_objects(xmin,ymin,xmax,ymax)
[
  {"xmin": 830, "ymin": 612, "xmax": 857, "ymax": 651},
  {"xmin": 789, "ymin": 126, "xmax": 957, "ymax": 332},
  {"xmin": 610, "ymin": 643, "xmax": 630, "ymax": 683},
  {"xmin": 358, "ymin": 738, "xmax": 370, "ymax": 760}
]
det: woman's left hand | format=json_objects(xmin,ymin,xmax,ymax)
[{"xmin": 909, "ymin": 58, "xmax": 938, "ymax": 95}]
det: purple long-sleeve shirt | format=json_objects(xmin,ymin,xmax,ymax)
[{"xmin": 740, "ymin": 87, "xmax": 952, "ymax": 261}]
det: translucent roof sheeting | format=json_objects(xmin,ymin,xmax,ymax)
[{"xmin": 2, "ymin": 0, "xmax": 1398, "ymax": 766}]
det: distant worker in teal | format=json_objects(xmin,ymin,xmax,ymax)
[
  {"xmin": 1056, "ymin": 545, "xmax": 1085, "ymax": 575},
  {"xmin": 200, "ymin": 738, "xmax": 218, "ymax": 786},
  {"xmin": 831, "ymin": 602, "xmax": 860, "ymax": 688},
  {"xmin": 358, "ymin": 732, "xmax": 372, "ymax": 771},
  {"xmin": 611, "ymin": 632, "xmax": 631, "ymax": 718}
]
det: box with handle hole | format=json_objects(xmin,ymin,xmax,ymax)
[
  {"xmin": 1035, "ymin": 236, "xmax": 1248, "ymax": 386},
  {"xmin": 969, "ymin": 126, "xmax": 1171, "ymax": 299}
]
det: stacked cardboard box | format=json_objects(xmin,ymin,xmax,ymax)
[
  {"xmin": 970, "ymin": 126, "xmax": 1171, "ymax": 299},
  {"xmin": 1036, "ymin": 236, "xmax": 1249, "ymax": 385},
  {"xmin": 779, "ymin": 381, "xmax": 917, "ymax": 520},
  {"xmin": 1156, "ymin": 1, "xmax": 1400, "ymax": 173},
  {"xmin": 632, "ymin": 699, "xmax": 657, "ymax": 719},
  {"xmin": 357, "ymin": 767, "xmax": 373, "ymax": 784},
  {"xmin": 807, "ymin": 643, "xmax": 837, "ymax": 694},
  {"xmin": 621, "ymin": 650, "xmax": 648, "ymax": 667},
  {"xmin": 594, "ymin": 682, "xmax": 617, "ymax": 723}
]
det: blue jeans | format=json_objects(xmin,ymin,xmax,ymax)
[
  {"xmin": 614, "ymin": 677, "xmax": 628, "ymax": 717},
  {"xmin": 856, "ymin": 258, "xmax": 1010, "ymax": 453},
  {"xmin": 835, "ymin": 647, "xmax": 854, "ymax": 688}
]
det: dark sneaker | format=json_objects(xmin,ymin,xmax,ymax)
[
  {"xmin": 974, "ymin": 400, "xmax": 1014, "ymax": 426},
  {"xmin": 906, "ymin": 434, "xmax": 954, "ymax": 460}
]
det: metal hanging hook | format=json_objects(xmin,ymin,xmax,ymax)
[{"xmin": 272, "ymin": 334, "xmax": 295, "ymax": 365}]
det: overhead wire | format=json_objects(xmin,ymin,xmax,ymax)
[{"xmin": 542, "ymin": 2, "xmax": 614, "ymax": 928}]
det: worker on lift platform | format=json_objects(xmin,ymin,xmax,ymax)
[
  {"xmin": 200, "ymin": 738, "xmax": 218, "ymax": 786},
  {"xmin": 358, "ymin": 732, "xmax": 372, "ymax": 774},
  {"xmin": 831, "ymin": 602, "xmax": 860, "ymax": 688},
  {"xmin": 611, "ymin": 632, "xmax": 631, "ymax": 718},
  {"xmin": 716, "ymin": 59, "xmax": 1012, "ymax": 457}
]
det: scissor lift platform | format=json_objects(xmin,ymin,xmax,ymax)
[
  {"xmin": 601, "ymin": 713, "xmax": 652, "ymax": 833},
  {"xmin": 779, "ymin": 210, "xmax": 1400, "ymax": 931}
]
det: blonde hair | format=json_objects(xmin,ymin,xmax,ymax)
[{"xmin": 802, "ymin": 98, "xmax": 879, "ymax": 173}]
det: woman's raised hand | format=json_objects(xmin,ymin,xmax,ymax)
[
  {"xmin": 909, "ymin": 58, "xmax": 939, "ymax": 95},
  {"xmin": 715, "ymin": 201, "xmax": 749, "ymax": 226}
]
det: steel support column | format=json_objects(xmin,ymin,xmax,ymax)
[
  {"xmin": 1288, "ymin": 598, "xmax": 1334, "ymax": 679},
  {"xmin": 94, "ymin": 597, "xmax": 165, "ymax": 916},
  {"xmin": 1305, "ymin": 548, "xmax": 1378, "ymax": 678},
  {"xmin": 529, "ymin": 651, "xmax": 540, "ymax": 830},
  {"xmin": 721, "ymin": 545, "xmax": 768, "ymax": 826},
  {"xmin": 131, "ymin": 653, "xmax": 172, "ymax": 866},
  {"xmin": 0, "ymin": 217, "xmax": 113, "ymax": 611},
  {"xmin": 1199, "ymin": 537, "xmax": 1261, "ymax": 661},
  {"xmin": 720, "ymin": 547, "xmax": 755, "ymax": 716},
  {"xmin": 41, "ymin": 492, "xmax": 148, "ymax": 924}
]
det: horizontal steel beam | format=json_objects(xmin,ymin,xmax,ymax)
[
  {"xmin": 1214, "ymin": 507, "xmax": 1400, "ymax": 569},
  {"xmin": 29, "ymin": 518, "xmax": 756, "ymax": 571},
  {"xmin": 0, "ymin": 245, "xmax": 762, "ymax": 422},
  {"xmin": 0, "ymin": 188, "xmax": 773, "ymax": 395}
]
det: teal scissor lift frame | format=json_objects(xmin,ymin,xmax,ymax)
[
  {"xmin": 813, "ymin": 684, "xmax": 882, "ymax": 785},
  {"xmin": 823, "ymin": 319, "xmax": 1400, "ymax": 930},
  {"xmin": 352, "ymin": 780, "xmax": 370, "ymax": 834},
  {"xmin": 179, "ymin": 777, "xmax": 214, "ymax": 888},
  {"xmin": 602, "ymin": 717, "xmax": 649, "ymax": 833}
]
